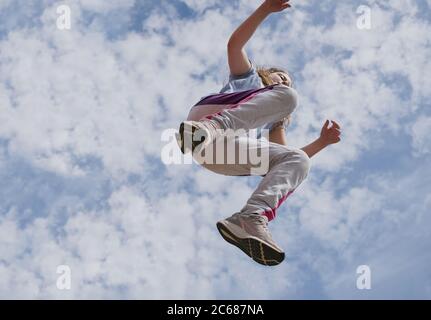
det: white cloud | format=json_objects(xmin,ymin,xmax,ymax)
[
  {"xmin": 0, "ymin": 183, "xmax": 310, "ymax": 299},
  {"xmin": 293, "ymin": 157, "xmax": 431, "ymax": 298},
  {"xmin": 409, "ymin": 115, "xmax": 431, "ymax": 156},
  {"xmin": 2, "ymin": 0, "xmax": 426, "ymax": 177},
  {"xmin": 0, "ymin": 0, "xmax": 12, "ymax": 9},
  {"xmin": 0, "ymin": 0, "xmax": 430, "ymax": 299},
  {"xmin": 181, "ymin": 0, "xmax": 220, "ymax": 13},
  {"xmin": 77, "ymin": 0, "xmax": 135, "ymax": 13},
  {"xmin": 296, "ymin": 175, "xmax": 383, "ymax": 250},
  {"xmin": 1, "ymin": 13, "xmax": 156, "ymax": 177},
  {"xmin": 254, "ymin": 1, "xmax": 431, "ymax": 172},
  {"xmin": 0, "ymin": 186, "xmax": 198, "ymax": 298}
]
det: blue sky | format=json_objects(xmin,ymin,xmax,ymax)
[{"xmin": 0, "ymin": 0, "xmax": 430, "ymax": 299}]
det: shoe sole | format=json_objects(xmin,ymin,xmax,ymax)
[
  {"xmin": 216, "ymin": 220, "xmax": 285, "ymax": 266},
  {"xmin": 177, "ymin": 121, "xmax": 208, "ymax": 154}
]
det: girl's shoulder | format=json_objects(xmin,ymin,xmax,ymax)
[{"xmin": 220, "ymin": 60, "xmax": 263, "ymax": 94}]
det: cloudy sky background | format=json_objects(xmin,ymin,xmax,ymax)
[{"xmin": 0, "ymin": 0, "xmax": 430, "ymax": 299}]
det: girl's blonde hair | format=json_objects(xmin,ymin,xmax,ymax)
[
  {"xmin": 256, "ymin": 66, "xmax": 293, "ymax": 87},
  {"xmin": 256, "ymin": 66, "xmax": 293, "ymax": 128}
]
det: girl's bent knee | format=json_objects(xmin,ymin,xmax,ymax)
[
  {"xmin": 294, "ymin": 149, "xmax": 311, "ymax": 175},
  {"xmin": 274, "ymin": 85, "xmax": 298, "ymax": 115}
]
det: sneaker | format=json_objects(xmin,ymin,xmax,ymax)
[
  {"xmin": 176, "ymin": 120, "xmax": 218, "ymax": 154},
  {"xmin": 216, "ymin": 213, "xmax": 285, "ymax": 266}
]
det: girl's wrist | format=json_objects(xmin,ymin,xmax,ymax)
[
  {"xmin": 270, "ymin": 126, "xmax": 286, "ymax": 133},
  {"xmin": 259, "ymin": 2, "xmax": 273, "ymax": 15},
  {"xmin": 270, "ymin": 120, "xmax": 287, "ymax": 131},
  {"xmin": 317, "ymin": 137, "xmax": 329, "ymax": 147}
]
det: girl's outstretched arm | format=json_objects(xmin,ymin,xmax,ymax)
[
  {"xmin": 301, "ymin": 120, "xmax": 341, "ymax": 158},
  {"xmin": 227, "ymin": 0, "xmax": 292, "ymax": 76}
]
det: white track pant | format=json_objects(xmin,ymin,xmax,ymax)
[{"xmin": 186, "ymin": 84, "xmax": 311, "ymax": 221}]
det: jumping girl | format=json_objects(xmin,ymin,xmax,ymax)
[{"xmin": 177, "ymin": 0, "xmax": 341, "ymax": 266}]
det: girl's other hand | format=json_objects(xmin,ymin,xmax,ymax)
[
  {"xmin": 320, "ymin": 120, "xmax": 341, "ymax": 145},
  {"xmin": 263, "ymin": 0, "xmax": 292, "ymax": 13}
]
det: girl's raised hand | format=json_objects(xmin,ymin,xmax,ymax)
[
  {"xmin": 263, "ymin": 0, "xmax": 292, "ymax": 13},
  {"xmin": 320, "ymin": 120, "xmax": 342, "ymax": 145}
]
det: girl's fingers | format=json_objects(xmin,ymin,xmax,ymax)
[
  {"xmin": 327, "ymin": 127, "xmax": 340, "ymax": 136},
  {"xmin": 281, "ymin": 0, "xmax": 291, "ymax": 8},
  {"xmin": 331, "ymin": 120, "xmax": 341, "ymax": 129},
  {"xmin": 323, "ymin": 119, "xmax": 330, "ymax": 129}
]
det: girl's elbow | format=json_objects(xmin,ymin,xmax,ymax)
[{"xmin": 227, "ymin": 37, "xmax": 242, "ymax": 51}]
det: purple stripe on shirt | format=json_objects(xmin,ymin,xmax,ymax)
[{"xmin": 194, "ymin": 85, "xmax": 276, "ymax": 107}]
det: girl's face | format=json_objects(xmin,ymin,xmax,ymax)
[{"xmin": 269, "ymin": 72, "xmax": 292, "ymax": 87}]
